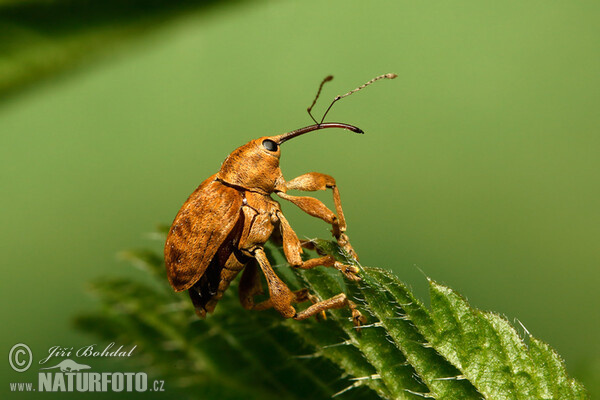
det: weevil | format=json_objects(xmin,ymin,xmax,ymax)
[{"xmin": 164, "ymin": 73, "xmax": 397, "ymax": 327}]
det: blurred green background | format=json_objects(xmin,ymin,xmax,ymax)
[{"xmin": 2, "ymin": 0, "xmax": 599, "ymax": 397}]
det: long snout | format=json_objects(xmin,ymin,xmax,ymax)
[{"xmin": 274, "ymin": 123, "xmax": 363, "ymax": 144}]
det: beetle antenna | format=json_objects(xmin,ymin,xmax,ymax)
[
  {"xmin": 319, "ymin": 73, "xmax": 398, "ymax": 124},
  {"xmin": 307, "ymin": 75, "xmax": 334, "ymax": 124}
]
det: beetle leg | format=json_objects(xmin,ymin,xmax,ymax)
[
  {"xmin": 238, "ymin": 259, "xmax": 264, "ymax": 310},
  {"xmin": 274, "ymin": 211, "xmax": 365, "ymax": 325},
  {"xmin": 237, "ymin": 205, "xmax": 300, "ymax": 317},
  {"xmin": 249, "ymin": 288, "xmax": 324, "ymax": 319},
  {"xmin": 299, "ymin": 239, "xmax": 315, "ymax": 250},
  {"xmin": 277, "ymin": 172, "xmax": 357, "ymax": 259},
  {"xmin": 294, "ymin": 289, "xmax": 330, "ymax": 321},
  {"xmin": 239, "ymin": 260, "xmax": 326, "ymax": 319},
  {"xmin": 294, "ymin": 293, "xmax": 366, "ymax": 327},
  {"xmin": 285, "ymin": 172, "xmax": 348, "ymax": 230},
  {"xmin": 278, "ymin": 211, "xmax": 361, "ymax": 281},
  {"xmin": 252, "ymin": 248, "xmax": 297, "ymax": 318},
  {"xmin": 188, "ymin": 289, "xmax": 208, "ymax": 318},
  {"xmin": 247, "ymin": 248, "xmax": 332, "ymax": 319}
]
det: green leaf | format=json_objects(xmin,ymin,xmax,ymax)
[
  {"xmin": 360, "ymin": 268, "xmax": 478, "ymax": 399},
  {"xmin": 76, "ymin": 235, "xmax": 589, "ymax": 399},
  {"xmin": 0, "ymin": 0, "xmax": 228, "ymax": 101}
]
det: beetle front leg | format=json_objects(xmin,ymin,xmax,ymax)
[
  {"xmin": 278, "ymin": 172, "xmax": 357, "ymax": 259},
  {"xmin": 285, "ymin": 173, "xmax": 348, "ymax": 232}
]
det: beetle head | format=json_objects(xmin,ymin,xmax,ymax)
[
  {"xmin": 216, "ymin": 73, "xmax": 398, "ymax": 194},
  {"xmin": 217, "ymin": 123, "xmax": 362, "ymax": 194}
]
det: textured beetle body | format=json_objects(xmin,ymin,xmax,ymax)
[
  {"xmin": 164, "ymin": 73, "xmax": 397, "ymax": 326},
  {"xmin": 164, "ymin": 129, "xmax": 366, "ymax": 324},
  {"xmin": 165, "ymin": 172, "xmax": 283, "ymax": 317},
  {"xmin": 165, "ymin": 175, "xmax": 242, "ymax": 293}
]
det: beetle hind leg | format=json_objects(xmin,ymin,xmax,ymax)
[
  {"xmin": 293, "ymin": 293, "xmax": 366, "ymax": 327},
  {"xmin": 241, "ymin": 248, "xmax": 362, "ymax": 326},
  {"xmin": 250, "ymin": 288, "xmax": 322, "ymax": 315},
  {"xmin": 239, "ymin": 260, "xmax": 318, "ymax": 316},
  {"xmin": 188, "ymin": 288, "xmax": 208, "ymax": 318},
  {"xmin": 238, "ymin": 259, "xmax": 264, "ymax": 310}
]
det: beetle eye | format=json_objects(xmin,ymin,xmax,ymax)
[{"xmin": 262, "ymin": 139, "xmax": 278, "ymax": 152}]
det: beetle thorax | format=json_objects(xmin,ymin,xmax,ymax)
[{"xmin": 217, "ymin": 140, "xmax": 284, "ymax": 194}]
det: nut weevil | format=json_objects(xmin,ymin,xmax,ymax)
[{"xmin": 164, "ymin": 73, "xmax": 397, "ymax": 327}]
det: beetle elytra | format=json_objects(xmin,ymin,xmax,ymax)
[{"xmin": 164, "ymin": 74, "xmax": 397, "ymax": 327}]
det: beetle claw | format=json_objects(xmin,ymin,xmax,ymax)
[
  {"xmin": 352, "ymin": 309, "xmax": 367, "ymax": 328},
  {"xmin": 348, "ymin": 300, "xmax": 366, "ymax": 329},
  {"xmin": 336, "ymin": 233, "xmax": 359, "ymax": 260},
  {"xmin": 334, "ymin": 262, "xmax": 361, "ymax": 281}
]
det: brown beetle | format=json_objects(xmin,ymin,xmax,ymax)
[{"xmin": 164, "ymin": 74, "xmax": 396, "ymax": 327}]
